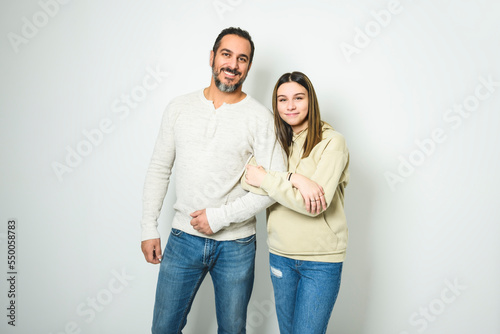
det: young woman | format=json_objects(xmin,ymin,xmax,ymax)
[{"xmin": 242, "ymin": 71, "xmax": 349, "ymax": 334}]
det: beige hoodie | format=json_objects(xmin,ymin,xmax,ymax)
[{"xmin": 242, "ymin": 122, "xmax": 349, "ymax": 262}]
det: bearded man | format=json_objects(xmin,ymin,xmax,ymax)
[{"xmin": 140, "ymin": 27, "xmax": 286, "ymax": 334}]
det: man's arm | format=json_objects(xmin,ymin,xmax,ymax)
[
  {"xmin": 242, "ymin": 161, "xmax": 327, "ymax": 214},
  {"xmin": 193, "ymin": 117, "xmax": 287, "ymax": 234},
  {"xmin": 140, "ymin": 106, "xmax": 176, "ymax": 263}
]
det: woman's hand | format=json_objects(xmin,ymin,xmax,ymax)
[
  {"xmin": 290, "ymin": 173, "xmax": 326, "ymax": 214},
  {"xmin": 245, "ymin": 164, "xmax": 267, "ymax": 187}
]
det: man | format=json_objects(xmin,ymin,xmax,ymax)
[{"xmin": 141, "ymin": 27, "xmax": 286, "ymax": 334}]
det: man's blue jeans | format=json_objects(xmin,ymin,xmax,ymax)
[
  {"xmin": 269, "ymin": 253, "xmax": 343, "ymax": 334},
  {"xmin": 152, "ymin": 228, "xmax": 256, "ymax": 334}
]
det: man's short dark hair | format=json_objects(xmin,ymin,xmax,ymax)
[{"xmin": 212, "ymin": 27, "xmax": 255, "ymax": 64}]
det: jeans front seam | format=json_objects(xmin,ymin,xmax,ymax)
[{"xmin": 203, "ymin": 238, "xmax": 209, "ymax": 266}]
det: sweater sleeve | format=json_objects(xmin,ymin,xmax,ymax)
[
  {"xmin": 140, "ymin": 106, "xmax": 177, "ymax": 241},
  {"xmin": 205, "ymin": 117, "xmax": 287, "ymax": 233},
  {"xmin": 259, "ymin": 134, "xmax": 349, "ymax": 217}
]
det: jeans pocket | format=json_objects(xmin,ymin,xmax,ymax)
[
  {"xmin": 170, "ymin": 228, "xmax": 183, "ymax": 237},
  {"xmin": 234, "ymin": 234, "xmax": 256, "ymax": 244}
]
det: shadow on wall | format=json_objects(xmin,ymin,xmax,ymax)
[
  {"xmin": 329, "ymin": 163, "xmax": 374, "ymax": 333},
  {"xmin": 183, "ymin": 277, "xmax": 218, "ymax": 333},
  {"xmin": 246, "ymin": 67, "xmax": 277, "ymax": 108}
]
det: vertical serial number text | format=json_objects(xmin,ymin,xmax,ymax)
[{"xmin": 6, "ymin": 219, "xmax": 17, "ymax": 326}]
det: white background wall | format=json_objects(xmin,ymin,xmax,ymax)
[{"xmin": 1, "ymin": 1, "xmax": 499, "ymax": 333}]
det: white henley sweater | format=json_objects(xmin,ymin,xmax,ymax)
[{"xmin": 141, "ymin": 89, "xmax": 286, "ymax": 241}]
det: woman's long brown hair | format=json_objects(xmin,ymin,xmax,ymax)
[{"xmin": 272, "ymin": 71, "xmax": 323, "ymax": 158}]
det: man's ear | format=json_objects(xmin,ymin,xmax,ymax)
[{"xmin": 209, "ymin": 50, "xmax": 214, "ymax": 67}]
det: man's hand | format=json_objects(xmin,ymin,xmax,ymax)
[
  {"xmin": 245, "ymin": 164, "xmax": 267, "ymax": 187},
  {"xmin": 141, "ymin": 238, "xmax": 162, "ymax": 264},
  {"xmin": 190, "ymin": 209, "xmax": 214, "ymax": 235}
]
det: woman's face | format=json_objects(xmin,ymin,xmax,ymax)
[{"xmin": 276, "ymin": 81, "xmax": 309, "ymax": 133}]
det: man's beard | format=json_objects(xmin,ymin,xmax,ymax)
[{"xmin": 212, "ymin": 66, "xmax": 247, "ymax": 93}]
